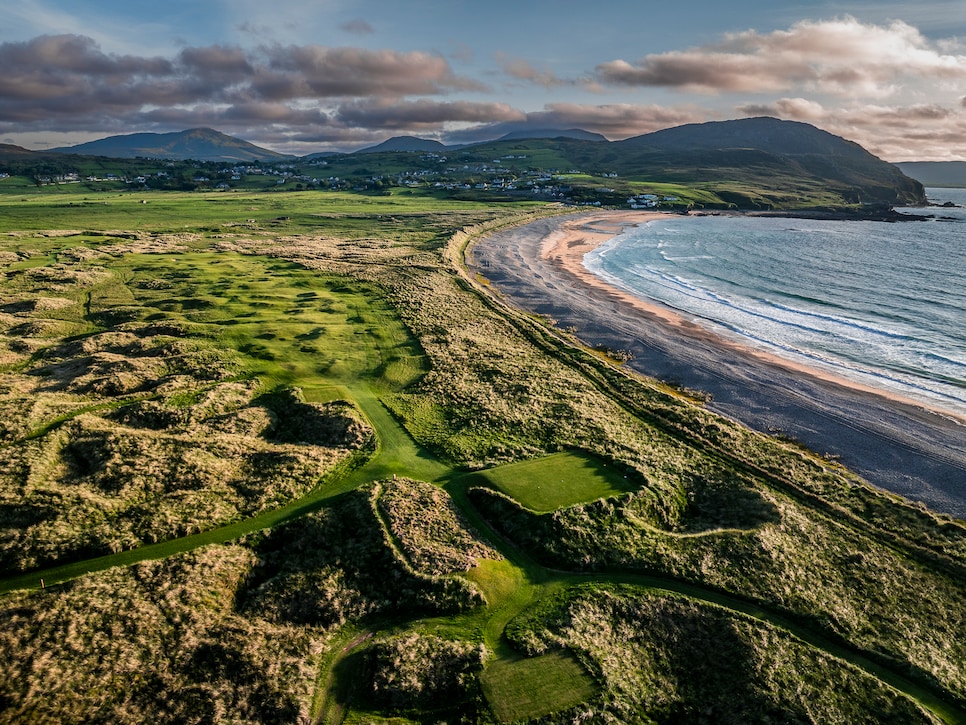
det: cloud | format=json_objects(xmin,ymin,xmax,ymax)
[
  {"xmin": 336, "ymin": 99, "xmax": 524, "ymax": 129},
  {"xmin": 444, "ymin": 103, "xmax": 708, "ymax": 144},
  {"xmin": 0, "ymin": 34, "xmax": 171, "ymax": 91},
  {"xmin": 595, "ymin": 17, "xmax": 966, "ymax": 98},
  {"xmin": 735, "ymin": 97, "xmax": 966, "ymax": 161},
  {"xmin": 256, "ymin": 44, "xmax": 486, "ymax": 98},
  {"xmin": 736, "ymin": 97, "xmax": 827, "ymax": 121},
  {"xmin": 531, "ymin": 103, "xmax": 704, "ymax": 138},
  {"xmin": 341, "ymin": 19, "xmax": 374, "ymax": 35},
  {"xmin": 178, "ymin": 45, "xmax": 253, "ymax": 77},
  {"xmin": 497, "ymin": 54, "xmax": 572, "ymax": 88},
  {"xmin": 0, "ymin": 34, "xmax": 483, "ymax": 126}
]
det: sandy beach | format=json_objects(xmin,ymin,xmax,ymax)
[{"xmin": 468, "ymin": 211, "xmax": 966, "ymax": 518}]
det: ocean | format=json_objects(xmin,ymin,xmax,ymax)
[{"xmin": 584, "ymin": 188, "xmax": 966, "ymax": 417}]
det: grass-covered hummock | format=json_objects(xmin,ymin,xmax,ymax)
[{"xmin": 0, "ymin": 239, "xmax": 432, "ymax": 571}]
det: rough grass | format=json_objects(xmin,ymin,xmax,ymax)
[
  {"xmin": 362, "ymin": 632, "xmax": 487, "ymax": 715},
  {"xmin": 374, "ymin": 477, "xmax": 500, "ymax": 576},
  {"xmin": 469, "ymin": 450, "xmax": 640, "ymax": 512},
  {"xmin": 505, "ymin": 584, "xmax": 935, "ymax": 724},
  {"xmin": 2, "ymin": 191, "xmax": 965, "ymax": 723},
  {"xmin": 470, "ymin": 485, "xmax": 966, "ymax": 704},
  {"xmin": 0, "ymin": 240, "xmax": 438, "ymax": 571},
  {"xmin": 238, "ymin": 483, "xmax": 487, "ymax": 629},
  {"xmin": 0, "ymin": 384, "xmax": 371, "ymax": 572},
  {"xmin": 0, "ymin": 476, "xmax": 499, "ymax": 725},
  {"xmin": 0, "ymin": 544, "xmax": 326, "ymax": 725}
]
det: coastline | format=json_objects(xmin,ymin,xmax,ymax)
[
  {"xmin": 468, "ymin": 211, "xmax": 966, "ymax": 518},
  {"xmin": 544, "ymin": 211, "xmax": 965, "ymax": 419}
]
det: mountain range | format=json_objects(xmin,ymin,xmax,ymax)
[
  {"xmin": 4, "ymin": 118, "xmax": 933, "ymax": 207},
  {"xmin": 354, "ymin": 128, "xmax": 607, "ymax": 153}
]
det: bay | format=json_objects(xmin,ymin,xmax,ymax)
[{"xmin": 584, "ymin": 188, "xmax": 966, "ymax": 416}]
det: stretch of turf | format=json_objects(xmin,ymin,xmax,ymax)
[
  {"xmin": 481, "ymin": 650, "xmax": 597, "ymax": 723},
  {"xmin": 0, "ymin": 245, "xmax": 447, "ymax": 593},
  {"xmin": 468, "ymin": 450, "xmax": 638, "ymax": 512}
]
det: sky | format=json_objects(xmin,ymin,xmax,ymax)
[{"xmin": 2, "ymin": 0, "xmax": 966, "ymax": 160}]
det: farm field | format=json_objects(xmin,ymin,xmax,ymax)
[{"xmin": 0, "ymin": 187, "xmax": 964, "ymax": 724}]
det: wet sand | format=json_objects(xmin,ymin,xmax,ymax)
[{"xmin": 468, "ymin": 211, "xmax": 966, "ymax": 518}]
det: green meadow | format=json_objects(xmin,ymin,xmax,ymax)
[
  {"xmin": 0, "ymin": 187, "xmax": 963, "ymax": 724},
  {"xmin": 0, "ymin": 187, "xmax": 516, "ymax": 234}
]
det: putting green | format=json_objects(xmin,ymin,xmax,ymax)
[{"xmin": 470, "ymin": 450, "xmax": 638, "ymax": 512}]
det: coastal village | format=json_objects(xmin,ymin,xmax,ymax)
[{"xmin": 25, "ymin": 153, "xmax": 688, "ymax": 209}]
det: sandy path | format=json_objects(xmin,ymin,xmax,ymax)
[{"xmin": 468, "ymin": 211, "xmax": 966, "ymax": 518}]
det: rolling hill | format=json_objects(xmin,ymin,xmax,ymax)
[
  {"xmin": 607, "ymin": 117, "xmax": 925, "ymax": 207},
  {"xmin": 4, "ymin": 118, "xmax": 928, "ymax": 209},
  {"xmin": 355, "ymin": 136, "xmax": 449, "ymax": 154},
  {"xmin": 438, "ymin": 117, "xmax": 925, "ymax": 208},
  {"xmin": 50, "ymin": 128, "xmax": 291, "ymax": 162}
]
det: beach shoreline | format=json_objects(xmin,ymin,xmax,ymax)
[
  {"xmin": 467, "ymin": 210, "xmax": 966, "ymax": 518},
  {"xmin": 543, "ymin": 211, "xmax": 966, "ymax": 421}
]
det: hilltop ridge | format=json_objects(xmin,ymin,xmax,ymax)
[{"xmin": 49, "ymin": 128, "xmax": 291, "ymax": 162}]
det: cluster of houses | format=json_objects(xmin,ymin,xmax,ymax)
[
  {"xmin": 35, "ymin": 172, "xmax": 82, "ymax": 185},
  {"xmin": 627, "ymin": 192, "xmax": 680, "ymax": 208},
  {"xmin": 17, "ymin": 151, "xmax": 690, "ymax": 208}
]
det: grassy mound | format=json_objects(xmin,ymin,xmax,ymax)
[
  {"xmin": 237, "ymin": 483, "xmax": 486, "ymax": 627},
  {"xmin": 470, "ymin": 486, "xmax": 966, "ymax": 704},
  {"xmin": 364, "ymin": 632, "xmax": 487, "ymax": 715},
  {"xmin": 0, "ymin": 241, "xmax": 439, "ymax": 572},
  {"xmin": 375, "ymin": 477, "xmax": 500, "ymax": 575},
  {"xmin": 504, "ymin": 584, "xmax": 934, "ymax": 723},
  {"xmin": 0, "ymin": 545, "xmax": 319, "ymax": 724},
  {"xmin": 0, "ymin": 478, "xmax": 497, "ymax": 724}
]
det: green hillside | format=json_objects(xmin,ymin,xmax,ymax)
[{"xmin": 2, "ymin": 117, "xmax": 926, "ymax": 210}]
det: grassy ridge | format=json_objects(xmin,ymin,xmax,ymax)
[{"xmin": 0, "ymin": 238, "xmax": 428, "ymax": 571}]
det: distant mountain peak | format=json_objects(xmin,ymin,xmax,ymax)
[
  {"xmin": 355, "ymin": 136, "xmax": 448, "ymax": 153},
  {"xmin": 615, "ymin": 116, "xmax": 924, "ymax": 206},
  {"xmin": 49, "ymin": 128, "xmax": 290, "ymax": 162},
  {"xmin": 495, "ymin": 128, "xmax": 607, "ymax": 143},
  {"xmin": 622, "ymin": 116, "xmax": 865, "ymax": 157}
]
